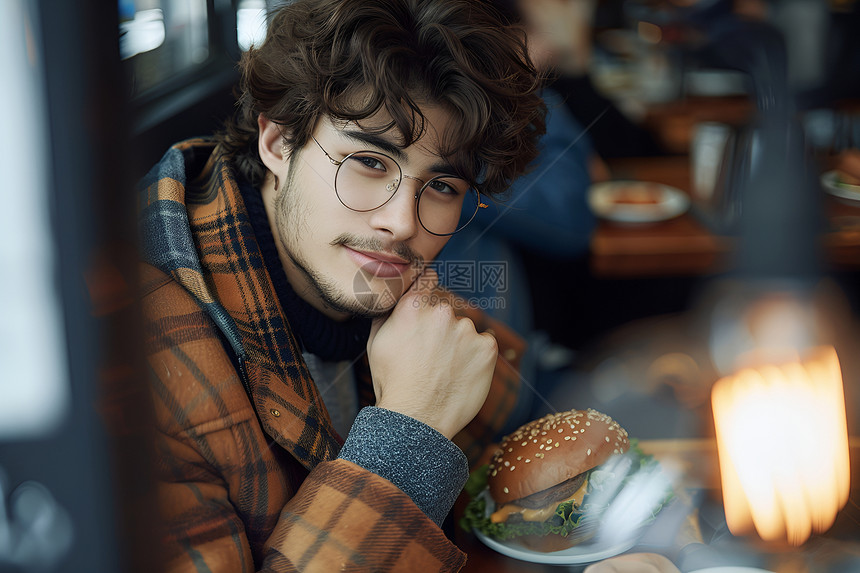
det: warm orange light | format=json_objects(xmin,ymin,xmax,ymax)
[{"xmin": 711, "ymin": 346, "xmax": 851, "ymax": 546}]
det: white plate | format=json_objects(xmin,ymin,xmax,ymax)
[
  {"xmin": 821, "ymin": 170, "xmax": 860, "ymax": 204},
  {"xmin": 690, "ymin": 567, "xmax": 773, "ymax": 573},
  {"xmin": 588, "ymin": 180, "xmax": 690, "ymax": 223},
  {"xmin": 473, "ymin": 528, "xmax": 636, "ymax": 565}
]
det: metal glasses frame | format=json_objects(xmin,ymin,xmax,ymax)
[{"xmin": 310, "ymin": 135, "xmax": 486, "ymax": 236}]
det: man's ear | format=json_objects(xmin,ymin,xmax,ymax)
[{"xmin": 258, "ymin": 113, "xmax": 288, "ymax": 172}]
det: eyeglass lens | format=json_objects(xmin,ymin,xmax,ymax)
[{"xmin": 334, "ymin": 150, "xmax": 480, "ymax": 236}]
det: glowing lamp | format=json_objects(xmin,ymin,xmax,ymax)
[{"xmin": 711, "ymin": 346, "xmax": 851, "ymax": 545}]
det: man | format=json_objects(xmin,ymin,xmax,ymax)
[
  {"xmin": 139, "ymin": 0, "xmax": 539, "ymax": 570},
  {"xmin": 137, "ymin": 0, "xmax": 680, "ymax": 571}
]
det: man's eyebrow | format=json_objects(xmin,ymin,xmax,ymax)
[
  {"xmin": 338, "ymin": 129, "xmax": 461, "ymax": 177},
  {"xmin": 339, "ymin": 130, "xmax": 406, "ymax": 159}
]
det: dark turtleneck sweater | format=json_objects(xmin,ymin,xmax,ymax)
[{"xmin": 237, "ymin": 176, "xmax": 371, "ymax": 362}]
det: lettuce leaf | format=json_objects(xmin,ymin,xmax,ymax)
[{"xmin": 460, "ymin": 488, "xmax": 589, "ymax": 540}]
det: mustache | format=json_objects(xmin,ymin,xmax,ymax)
[{"xmin": 330, "ymin": 233, "xmax": 424, "ymax": 267}]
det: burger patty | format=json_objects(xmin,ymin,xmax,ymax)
[{"xmin": 512, "ymin": 472, "xmax": 587, "ymax": 509}]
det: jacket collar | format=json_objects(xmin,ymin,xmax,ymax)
[{"xmin": 139, "ymin": 138, "xmax": 343, "ymax": 469}]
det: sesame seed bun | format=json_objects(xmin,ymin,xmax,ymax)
[{"xmin": 487, "ymin": 408, "xmax": 630, "ymax": 506}]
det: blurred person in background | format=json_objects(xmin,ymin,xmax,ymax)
[
  {"xmin": 508, "ymin": 0, "xmax": 667, "ymax": 158},
  {"xmin": 434, "ymin": 83, "xmax": 600, "ymax": 424},
  {"xmin": 436, "ymin": 0, "xmax": 625, "ymax": 422}
]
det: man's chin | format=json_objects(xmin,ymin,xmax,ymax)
[
  {"xmin": 347, "ymin": 269, "xmax": 410, "ymax": 316},
  {"xmin": 349, "ymin": 301, "xmax": 396, "ymax": 319},
  {"xmin": 317, "ymin": 289, "xmax": 401, "ymax": 319},
  {"xmin": 349, "ymin": 290, "xmax": 401, "ymax": 317}
]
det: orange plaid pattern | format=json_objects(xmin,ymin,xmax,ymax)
[{"xmin": 137, "ymin": 139, "xmax": 526, "ymax": 571}]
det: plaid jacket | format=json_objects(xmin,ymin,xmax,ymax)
[{"xmin": 137, "ymin": 139, "xmax": 526, "ymax": 572}]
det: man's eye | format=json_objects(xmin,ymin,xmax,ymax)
[
  {"xmin": 428, "ymin": 177, "xmax": 468, "ymax": 196},
  {"xmin": 349, "ymin": 154, "xmax": 387, "ymax": 172},
  {"xmin": 429, "ymin": 180, "xmax": 456, "ymax": 195}
]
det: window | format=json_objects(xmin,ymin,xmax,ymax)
[
  {"xmin": 1, "ymin": 0, "xmax": 70, "ymax": 439},
  {"xmin": 237, "ymin": 0, "xmax": 268, "ymax": 51},
  {"xmin": 120, "ymin": 0, "xmax": 209, "ymax": 96}
]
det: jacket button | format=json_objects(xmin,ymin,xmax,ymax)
[
  {"xmin": 271, "ymin": 409, "xmax": 281, "ymax": 417},
  {"xmin": 503, "ymin": 348, "xmax": 517, "ymax": 361}
]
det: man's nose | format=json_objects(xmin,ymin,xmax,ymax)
[{"xmin": 367, "ymin": 177, "xmax": 422, "ymax": 239}]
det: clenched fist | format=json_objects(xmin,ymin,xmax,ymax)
[{"xmin": 367, "ymin": 267, "xmax": 498, "ymax": 439}]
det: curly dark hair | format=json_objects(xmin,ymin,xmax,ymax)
[{"xmin": 216, "ymin": 0, "xmax": 546, "ymax": 198}]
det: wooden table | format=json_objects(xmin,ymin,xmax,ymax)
[
  {"xmin": 642, "ymin": 96, "xmax": 754, "ymax": 156},
  {"xmin": 589, "ymin": 156, "xmax": 860, "ymax": 278},
  {"xmin": 455, "ymin": 438, "xmax": 860, "ymax": 573}
]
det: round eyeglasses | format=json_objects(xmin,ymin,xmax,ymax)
[{"xmin": 311, "ymin": 136, "xmax": 487, "ymax": 236}]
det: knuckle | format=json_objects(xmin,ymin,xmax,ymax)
[
  {"xmin": 483, "ymin": 332, "xmax": 499, "ymax": 354},
  {"xmin": 454, "ymin": 315, "xmax": 477, "ymax": 333}
]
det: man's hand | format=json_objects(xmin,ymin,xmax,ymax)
[
  {"xmin": 367, "ymin": 267, "xmax": 498, "ymax": 439},
  {"xmin": 584, "ymin": 553, "xmax": 681, "ymax": 573}
]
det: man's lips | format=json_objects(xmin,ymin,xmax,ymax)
[
  {"xmin": 344, "ymin": 247, "xmax": 412, "ymax": 278},
  {"xmin": 352, "ymin": 248, "xmax": 409, "ymax": 265}
]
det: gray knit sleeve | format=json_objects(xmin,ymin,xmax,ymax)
[{"xmin": 337, "ymin": 406, "xmax": 469, "ymax": 527}]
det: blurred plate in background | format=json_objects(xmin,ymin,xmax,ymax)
[
  {"xmin": 821, "ymin": 170, "xmax": 860, "ymax": 205},
  {"xmin": 588, "ymin": 180, "xmax": 690, "ymax": 223}
]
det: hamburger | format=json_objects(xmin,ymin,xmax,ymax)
[{"xmin": 461, "ymin": 408, "xmax": 664, "ymax": 552}]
